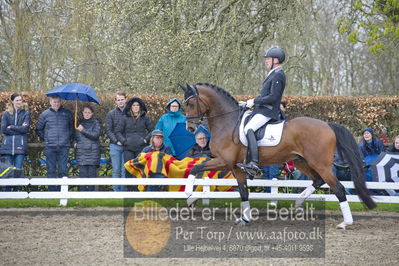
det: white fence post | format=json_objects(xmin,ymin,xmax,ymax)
[
  {"xmin": 202, "ymin": 176, "xmax": 210, "ymax": 206},
  {"xmin": 185, "ymin": 174, "xmax": 195, "ymax": 197},
  {"xmin": 270, "ymin": 178, "xmax": 278, "ymax": 206},
  {"xmin": 59, "ymin": 176, "xmax": 68, "ymax": 206}
]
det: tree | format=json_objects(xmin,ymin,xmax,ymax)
[
  {"xmin": 95, "ymin": 0, "xmax": 296, "ymax": 94},
  {"xmin": 273, "ymin": 0, "xmax": 398, "ymax": 96},
  {"xmin": 0, "ymin": 0, "xmax": 33, "ymax": 91},
  {"xmin": 337, "ymin": 0, "xmax": 399, "ymax": 55},
  {"xmin": 0, "ymin": 0, "xmax": 397, "ymax": 95}
]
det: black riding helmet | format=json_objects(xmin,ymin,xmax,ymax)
[{"xmin": 264, "ymin": 47, "xmax": 285, "ymax": 64}]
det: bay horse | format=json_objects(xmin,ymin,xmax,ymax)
[{"xmin": 180, "ymin": 83, "xmax": 376, "ymax": 229}]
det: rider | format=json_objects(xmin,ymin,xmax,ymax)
[{"xmin": 237, "ymin": 47, "xmax": 286, "ymax": 175}]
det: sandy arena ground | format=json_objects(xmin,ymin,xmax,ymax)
[{"xmin": 0, "ymin": 207, "xmax": 398, "ymax": 265}]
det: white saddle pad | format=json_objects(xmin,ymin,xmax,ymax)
[{"xmin": 239, "ymin": 111, "xmax": 285, "ymax": 146}]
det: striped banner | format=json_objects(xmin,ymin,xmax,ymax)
[{"xmin": 125, "ymin": 151, "xmax": 234, "ymax": 192}]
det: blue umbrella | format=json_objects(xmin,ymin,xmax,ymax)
[
  {"xmin": 46, "ymin": 83, "xmax": 100, "ymax": 128},
  {"xmin": 46, "ymin": 83, "xmax": 100, "ymax": 104},
  {"xmin": 169, "ymin": 123, "xmax": 210, "ymax": 159}
]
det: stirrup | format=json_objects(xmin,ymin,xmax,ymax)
[{"xmin": 236, "ymin": 162, "xmax": 261, "ymax": 177}]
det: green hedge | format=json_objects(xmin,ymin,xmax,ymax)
[{"xmin": 0, "ymin": 92, "xmax": 397, "ymax": 177}]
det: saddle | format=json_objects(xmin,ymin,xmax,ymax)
[{"xmin": 239, "ymin": 111, "xmax": 285, "ymax": 146}]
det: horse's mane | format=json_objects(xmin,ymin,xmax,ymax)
[{"xmin": 195, "ymin": 83, "xmax": 238, "ymax": 106}]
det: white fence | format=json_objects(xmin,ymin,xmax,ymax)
[{"xmin": 1, "ymin": 177, "xmax": 399, "ymax": 206}]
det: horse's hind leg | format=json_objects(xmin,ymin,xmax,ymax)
[
  {"xmin": 308, "ymin": 162, "xmax": 353, "ymax": 229},
  {"xmin": 314, "ymin": 167, "xmax": 353, "ymax": 229},
  {"xmin": 295, "ymin": 161, "xmax": 353, "ymax": 229},
  {"xmin": 292, "ymin": 159, "xmax": 326, "ymax": 208}
]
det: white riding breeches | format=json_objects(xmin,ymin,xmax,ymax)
[{"xmin": 244, "ymin": 114, "xmax": 271, "ymax": 134}]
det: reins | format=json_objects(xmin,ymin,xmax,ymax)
[{"xmin": 186, "ymin": 93, "xmax": 246, "ymax": 145}]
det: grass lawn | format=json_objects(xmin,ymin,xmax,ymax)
[{"xmin": 0, "ymin": 198, "xmax": 398, "ymax": 212}]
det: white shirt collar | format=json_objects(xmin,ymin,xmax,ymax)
[{"xmin": 266, "ymin": 66, "xmax": 282, "ymax": 77}]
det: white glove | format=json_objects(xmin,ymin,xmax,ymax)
[
  {"xmin": 246, "ymin": 99, "xmax": 255, "ymax": 108},
  {"xmin": 238, "ymin": 101, "xmax": 246, "ymax": 108}
]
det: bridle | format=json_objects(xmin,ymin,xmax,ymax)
[
  {"xmin": 184, "ymin": 94, "xmax": 239, "ymax": 126},
  {"xmin": 183, "ymin": 87, "xmax": 245, "ymax": 144}
]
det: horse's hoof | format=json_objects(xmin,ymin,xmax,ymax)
[
  {"xmin": 235, "ymin": 218, "xmax": 251, "ymax": 226},
  {"xmin": 187, "ymin": 197, "xmax": 198, "ymax": 207},
  {"xmin": 336, "ymin": 221, "xmax": 352, "ymax": 230}
]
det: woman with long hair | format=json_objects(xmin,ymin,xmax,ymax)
[
  {"xmin": 115, "ymin": 97, "xmax": 153, "ymax": 189},
  {"xmin": 0, "ymin": 93, "xmax": 30, "ymax": 191},
  {"xmin": 387, "ymin": 135, "xmax": 399, "ymax": 153}
]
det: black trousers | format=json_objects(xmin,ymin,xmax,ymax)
[{"xmin": 79, "ymin": 165, "xmax": 98, "ymax": 191}]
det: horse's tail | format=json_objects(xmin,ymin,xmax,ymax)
[{"xmin": 328, "ymin": 123, "xmax": 376, "ymax": 209}]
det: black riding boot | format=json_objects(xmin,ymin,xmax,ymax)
[{"xmin": 237, "ymin": 129, "xmax": 261, "ymax": 176}]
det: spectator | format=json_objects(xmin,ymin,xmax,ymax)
[
  {"xmin": 35, "ymin": 95, "xmax": 74, "ymax": 191},
  {"xmin": 377, "ymin": 124, "xmax": 390, "ymax": 144},
  {"xmin": 0, "ymin": 93, "xmax": 30, "ymax": 191},
  {"xmin": 358, "ymin": 127, "xmax": 385, "ymax": 182},
  {"xmin": 142, "ymin": 129, "xmax": 172, "ymax": 191},
  {"xmin": 142, "ymin": 130, "xmax": 173, "ymax": 155},
  {"xmin": 261, "ymin": 164, "xmax": 283, "ymax": 193},
  {"xmin": 106, "ymin": 92, "xmax": 127, "ymax": 192},
  {"xmin": 359, "ymin": 127, "xmax": 385, "ymax": 158},
  {"xmin": 386, "ymin": 135, "xmax": 399, "ymax": 153},
  {"xmin": 332, "ymin": 150, "xmax": 352, "ymax": 194},
  {"xmin": 115, "ymin": 97, "xmax": 153, "ymax": 179},
  {"xmin": 75, "ymin": 106, "xmax": 101, "ymax": 191},
  {"xmin": 333, "ymin": 150, "xmax": 351, "ymax": 181},
  {"xmin": 155, "ymin": 98, "xmax": 186, "ymax": 156},
  {"xmin": 281, "ymin": 161, "xmax": 309, "ymax": 193},
  {"xmin": 187, "ymin": 131, "xmax": 212, "ymax": 158}
]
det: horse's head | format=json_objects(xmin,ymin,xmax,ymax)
[{"xmin": 179, "ymin": 83, "xmax": 208, "ymax": 133}]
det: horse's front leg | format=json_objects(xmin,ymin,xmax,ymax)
[
  {"xmin": 186, "ymin": 157, "xmax": 231, "ymax": 205},
  {"xmin": 188, "ymin": 159, "xmax": 252, "ymax": 225},
  {"xmin": 190, "ymin": 157, "xmax": 230, "ymax": 175},
  {"xmin": 234, "ymin": 167, "xmax": 252, "ymax": 226}
]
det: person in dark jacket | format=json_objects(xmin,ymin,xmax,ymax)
[
  {"xmin": 105, "ymin": 92, "xmax": 126, "ymax": 192},
  {"xmin": 332, "ymin": 150, "xmax": 353, "ymax": 194},
  {"xmin": 358, "ymin": 127, "xmax": 385, "ymax": 158},
  {"xmin": 0, "ymin": 93, "xmax": 30, "ymax": 191},
  {"xmin": 141, "ymin": 130, "xmax": 172, "ymax": 191},
  {"xmin": 358, "ymin": 127, "xmax": 385, "ymax": 183},
  {"xmin": 187, "ymin": 131, "xmax": 212, "ymax": 158},
  {"xmin": 115, "ymin": 97, "xmax": 154, "ymax": 180},
  {"xmin": 142, "ymin": 130, "xmax": 173, "ymax": 154},
  {"xmin": 237, "ymin": 47, "xmax": 286, "ymax": 176},
  {"xmin": 75, "ymin": 106, "xmax": 101, "ymax": 191},
  {"xmin": 35, "ymin": 95, "xmax": 74, "ymax": 191},
  {"xmin": 387, "ymin": 135, "xmax": 399, "ymax": 153}
]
